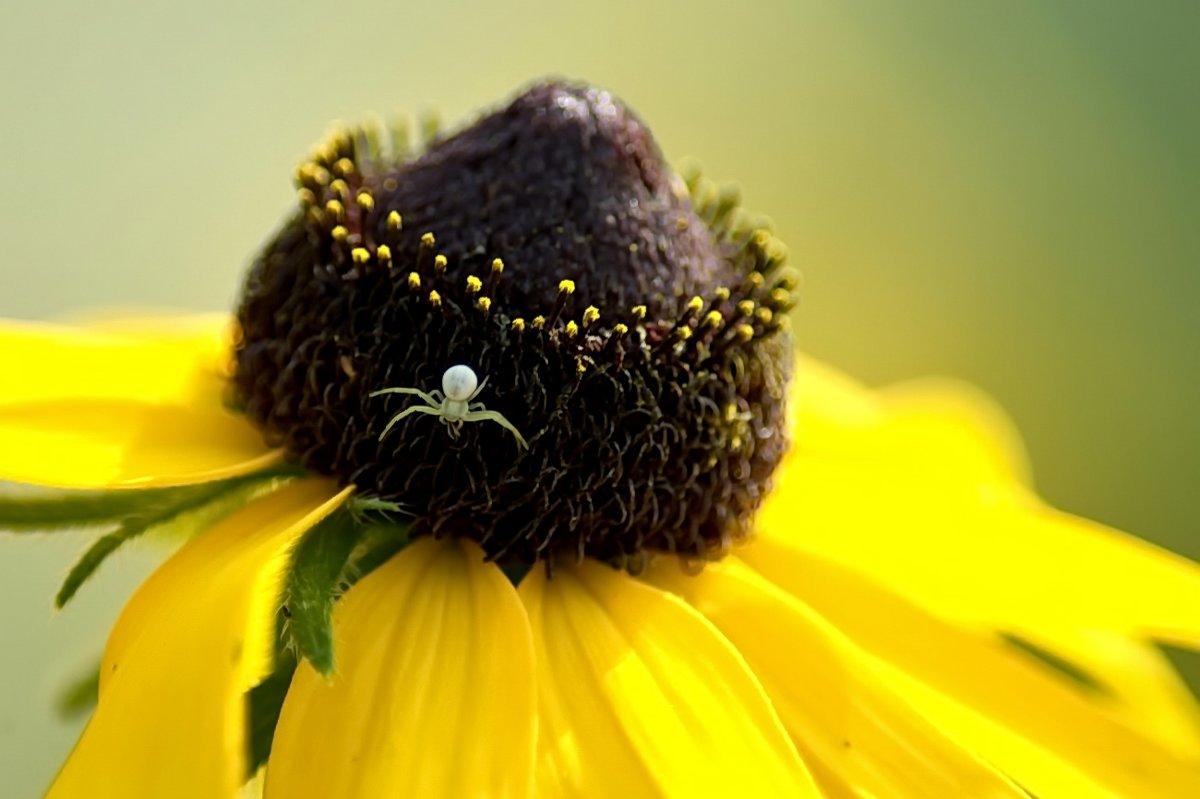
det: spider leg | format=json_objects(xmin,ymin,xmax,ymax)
[
  {"xmin": 467, "ymin": 375, "xmax": 489, "ymax": 402},
  {"xmin": 468, "ymin": 401, "xmax": 488, "ymax": 412},
  {"xmin": 463, "ymin": 409, "xmax": 529, "ymax": 450},
  {"xmin": 369, "ymin": 386, "xmax": 440, "ymax": 406},
  {"xmin": 378, "ymin": 404, "xmax": 442, "ymax": 441}
]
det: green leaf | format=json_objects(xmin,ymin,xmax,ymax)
[
  {"xmin": 55, "ymin": 474, "xmax": 291, "ymax": 609},
  {"xmin": 245, "ymin": 649, "xmax": 298, "ymax": 778},
  {"xmin": 0, "ymin": 464, "xmax": 306, "ymax": 533},
  {"xmin": 0, "ymin": 485, "xmax": 207, "ymax": 533},
  {"xmin": 55, "ymin": 659, "xmax": 101, "ymax": 720},
  {"xmin": 283, "ymin": 508, "xmax": 363, "ymax": 676}
]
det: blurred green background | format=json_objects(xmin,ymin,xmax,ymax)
[{"xmin": 1, "ymin": 0, "xmax": 1197, "ymax": 793}]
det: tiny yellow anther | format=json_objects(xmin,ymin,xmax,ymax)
[
  {"xmin": 532, "ymin": 315, "xmax": 546, "ymax": 330},
  {"xmin": 376, "ymin": 244, "xmax": 392, "ymax": 262},
  {"xmin": 737, "ymin": 300, "xmax": 756, "ymax": 317},
  {"xmin": 356, "ymin": 192, "xmax": 375, "ymax": 211},
  {"xmin": 421, "ymin": 232, "xmax": 435, "ymax": 247},
  {"xmin": 756, "ymin": 308, "xmax": 773, "ymax": 324},
  {"xmin": 675, "ymin": 325, "xmax": 693, "ymax": 341},
  {"xmin": 687, "ymin": 296, "xmax": 704, "ymax": 314},
  {"xmin": 582, "ymin": 306, "xmax": 600, "ymax": 326},
  {"xmin": 333, "ymin": 157, "xmax": 356, "ymax": 177},
  {"xmin": 466, "ymin": 275, "xmax": 483, "ymax": 293},
  {"xmin": 631, "ymin": 305, "xmax": 647, "ymax": 320},
  {"xmin": 477, "ymin": 297, "xmax": 492, "ymax": 313},
  {"xmin": 770, "ymin": 288, "xmax": 792, "ymax": 306},
  {"xmin": 703, "ymin": 310, "xmax": 724, "ymax": 329},
  {"xmin": 325, "ymin": 199, "xmax": 345, "ymax": 219},
  {"xmin": 351, "ymin": 247, "xmax": 370, "ymax": 264},
  {"xmin": 331, "ymin": 225, "xmax": 349, "ymax": 242},
  {"xmin": 511, "ymin": 318, "xmax": 526, "ymax": 332},
  {"xmin": 558, "ymin": 279, "xmax": 575, "ymax": 295},
  {"xmin": 407, "ymin": 272, "xmax": 421, "ymax": 290},
  {"xmin": 613, "ymin": 322, "xmax": 629, "ymax": 335},
  {"xmin": 387, "ymin": 211, "xmax": 403, "ymax": 230},
  {"xmin": 565, "ymin": 321, "xmax": 580, "ymax": 337},
  {"xmin": 434, "ymin": 254, "xmax": 448, "ymax": 272},
  {"xmin": 714, "ymin": 287, "xmax": 731, "ymax": 301},
  {"xmin": 429, "ymin": 290, "xmax": 442, "ymax": 307},
  {"xmin": 735, "ymin": 324, "xmax": 755, "ymax": 342},
  {"xmin": 297, "ymin": 188, "xmax": 316, "ymax": 206},
  {"xmin": 330, "ymin": 179, "xmax": 350, "ymax": 199},
  {"xmin": 747, "ymin": 271, "xmax": 764, "ymax": 288},
  {"xmin": 576, "ymin": 359, "xmax": 587, "ymax": 375},
  {"xmin": 491, "ymin": 258, "xmax": 505, "ymax": 274}
]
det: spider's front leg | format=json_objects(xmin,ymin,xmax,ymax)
[
  {"xmin": 378, "ymin": 404, "xmax": 443, "ymax": 441},
  {"xmin": 369, "ymin": 386, "xmax": 441, "ymax": 406}
]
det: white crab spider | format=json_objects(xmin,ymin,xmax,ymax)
[{"xmin": 369, "ymin": 364, "xmax": 528, "ymax": 449}]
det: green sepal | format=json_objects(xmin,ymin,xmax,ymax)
[
  {"xmin": 55, "ymin": 473, "xmax": 291, "ymax": 609},
  {"xmin": 55, "ymin": 659, "xmax": 101, "ymax": 720},
  {"xmin": 245, "ymin": 647, "xmax": 298, "ymax": 778},
  {"xmin": 282, "ymin": 507, "xmax": 364, "ymax": 676}
]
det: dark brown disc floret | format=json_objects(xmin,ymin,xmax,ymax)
[{"xmin": 232, "ymin": 80, "xmax": 796, "ymax": 569}]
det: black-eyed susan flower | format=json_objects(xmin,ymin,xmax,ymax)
[{"xmin": 4, "ymin": 81, "xmax": 1200, "ymax": 798}]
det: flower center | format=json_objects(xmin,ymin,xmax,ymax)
[{"xmin": 232, "ymin": 81, "xmax": 795, "ymax": 569}]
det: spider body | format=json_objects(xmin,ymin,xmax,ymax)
[{"xmin": 371, "ymin": 364, "xmax": 528, "ymax": 449}]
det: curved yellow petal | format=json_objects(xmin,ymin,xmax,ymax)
[
  {"xmin": 265, "ymin": 537, "xmax": 536, "ymax": 799},
  {"xmin": 741, "ymin": 539, "xmax": 1200, "ymax": 798},
  {"xmin": 50, "ymin": 478, "xmax": 350, "ymax": 799},
  {"xmin": 784, "ymin": 360, "xmax": 1200, "ymax": 644},
  {"xmin": 519, "ymin": 559, "xmax": 819, "ymax": 798},
  {"xmin": 644, "ymin": 556, "xmax": 1026, "ymax": 799},
  {"xmin": 0, "ymin": 317, "xmax": 280, "ymax": 488}
]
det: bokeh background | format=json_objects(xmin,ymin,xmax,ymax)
[{"xmin": 2, "ymin": 0, "xmax": 1197, "ymax": 793}]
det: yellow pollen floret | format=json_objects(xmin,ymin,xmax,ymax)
[
  {"xmin": 613, "ymin": 322, "xmax": 629, "ymax": 335},
  {"xmin": 297, "ymin": 188, "xmax": 316, "ymax": 206},
  {"xmin": 428, "ymin": 290, "xmax": 442, "ymax": 307},
  {"xmin": 333, "ymin": 157, "xmax": 356, "ymax": 177},
  {"xmin": 466, "ymin": 275, "xmax": 483, "ymax": 293},
  {"xmin": 511, "ymin": 318, "xmax": 526, "ymax": 332},
  {"xmin": 434, "ymin": 254, "xmax": 448, "ymax": 272},
  {"xmin": 565, "ymin": 321, "xmax": 580, "ymax": 337},
  {"xmin": 351, "ymin": 247, "xmax": 370, "ymax": 264},
  {"xmin": 715, "ymin": 287, "xmax": 731, "ymax": 301},
  {"xmin": 770, "ymin": 288, "xmax": 792, "ymax": 305},
  {"xmin": 703, "ymin": 310, "xmax": 724, "ymax": 328},
  {"xmin": 747, "ymin": 271, "xmax": 764, "ymax": 288},
  {"xmin": 330, "ymin": 179, "xmax": 350, "ymax": 199},
  {"xmin": 631, "ymin": 305, "xmax": 647, "ymax": 320},
  {"xmin": 491, "ymin": 258, "xmax": 505, "ymax": 274},
  {"xmin": 421, "ymin": 232, "xmax": 435, "ymax": 247},
  {"xmin": 558, "ymin": 279, "xmax": 575, "ymax": 295},
  {"xmin": 687, "ymin": 296, "xmax": 704, "ymax": 314},
  {"xmin": 756, "ymin": 308, "xmax": 774, "ymax": 324},
  {"xmin": 737, "ymin": 300, "xmax": 756, "ymax": 317},
  {"xmin": 356, "ymin": 192, "xmax": 375, "ymax": 211},
  {"xmin": 331, "ymin": 225, "xmax": 349, "ymax": 242},
  {"xmin": 325, "ymin": 199, "xmax": 345, "ymax": 219},
  {"xmin": 675, "ymin": 325, "xmax": 693, "ymax": 341},
  {"xmin": 376, "ymin": 244, "xmax": 392, "ymax": 262},
  {"xmin": 477, "ymin": 296, "xmax": 492, "ymax": 313},
  {"xmin": 735, "ymin": 323, "xmax": 755, "ymax": 342},
  {"xmin": 407, "ymin": 272, "xmax": 421, "ymax": 290},
  {"xmin": 532, "ymin": 315, "xmax": 546, "ymax": 329},
  {"xmin": 582, "ymin": 306, "xmax": 600, "ymax": 326},
  {"xmin": 387, "ymin": 211, "xmax": 403, "ymax": 230}
]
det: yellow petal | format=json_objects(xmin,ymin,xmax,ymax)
[
  {"xmin": 644, "ymin": 556, "xmax": 1026, "ymax": 798},
  {"xmin": 520, "ymin": 559, "xmax": 819, "ymax": 798},
  {"xmin": 0, "ymin": 317, "xmax": 281, "ymax": 488},
  {"xmin": 265, "ymin": 537, "xmax": 536, "ymax": 799},
  {"xmin": 49, "ymin": 479, "xmax": 350, "ymax": 799},
  {"xmin": 742, "ymin": 539, "xmax": 1200, "ymax": 798}
]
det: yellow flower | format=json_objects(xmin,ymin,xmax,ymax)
[{"xmin": 4, "ymin": 81, "xmax": 1199, "ymax": 798}]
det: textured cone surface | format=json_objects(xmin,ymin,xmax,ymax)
[{"xmin": 234, "ymin": 81, "xmax": 794, "ymax": 567}]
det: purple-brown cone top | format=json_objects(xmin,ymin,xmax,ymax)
[{"xmin": 233, "ymin": 81, "xmax": 795, "ymax": 569}]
